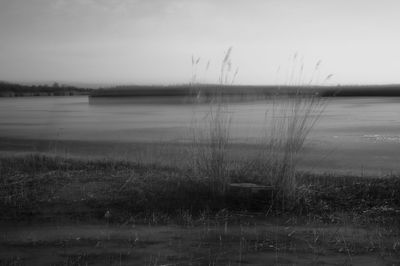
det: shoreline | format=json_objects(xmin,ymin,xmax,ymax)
[{"xmin": 1, "ymin": 136, "xmax": 399, "ymax": 177}]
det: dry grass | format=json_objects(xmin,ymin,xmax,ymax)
[
  {"xmin": 259, "ymin": 93, "xmax": 325, "ymax": 197},
  {"xmin": 189, "ymin": 51, "xmax": 330, "ymax": 198},
  {"xmin": 254, "ymin": 55, "xmax": 331, "ymax": 198},
  {"xmin": 190, "ymin": 102, "xmax": 232, "ymax": 195},
  {"xmin": 188, "ymin": 48, "xmax": 238, "ymax": 195}
]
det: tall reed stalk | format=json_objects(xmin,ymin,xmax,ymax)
[
  {"xmin": 190, "ymin": 51, "xmax": 330, "ymax": 198},
  {"xmin": 190, "ymin": 48, "xmax": 236, "ymax": 195},
  {"xmin": 261, "ymin": 93, "xmax": 325, "ymax": 196},
  {"xmin": 191, "ymin": 101, "xmax": 232, "ymax": 195},
  {"xmin": 260, "ymin": 56, "xmax": 331, "ymax": 198}
]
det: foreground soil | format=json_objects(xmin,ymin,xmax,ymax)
[{"xmin": 1, "ymin": 219, "xmax": 399, "ymax": 266}]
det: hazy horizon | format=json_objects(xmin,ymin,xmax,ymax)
[
  {"xmin": 1, "ymin": 0, "xmax": 400, "ymax": 86},
  {"xmin": 7, "ymin": 81, "xmax": 400, "ymax": 89}
]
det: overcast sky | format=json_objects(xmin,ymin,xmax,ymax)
[{"xmin": 0, "ymin": 0, "xmax": 400, "ymax": 85}]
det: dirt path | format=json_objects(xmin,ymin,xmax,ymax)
[{"xmin": 0, "ymin": 221, "xmax": 398, "ymax": 265}]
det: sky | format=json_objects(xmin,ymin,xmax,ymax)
[{"xmin": 0, "ymin": 0, "xmax": 400, "ymax": 86}]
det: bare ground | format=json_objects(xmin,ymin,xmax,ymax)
[{"xmin": 1, "ymin": 218, "xmax": 400, "ymax": 266}]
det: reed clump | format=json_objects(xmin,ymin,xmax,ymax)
[
  {"xmin": 259, "ymin": 93, "xmax": 325, "ymax": 197},
  {"xmin": 189, "ymin": 48, "xmax": 237, "ymax": 195},
  {"xmin": 258, "ymin": 56, "xmax": 330, "ymax": 199},
  {"xmin": 190, "ymin": 101, "xmax": 232, "ymax": 195},
  {"xmin": 190, "ymin": 51, "xmax": 330, "ymax": 200}
]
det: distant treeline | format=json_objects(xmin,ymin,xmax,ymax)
[
  {"xmin": 3, "ymin": 82, "xmax": 400, "ymax": 98},
  {"xmin": 90, "ymin": 84, "xmax": 315, "ymax": 99},
  {"xmin": 90, "ymin": 84, "xmax": 400, "ymax": 98},
  {"xmin": 0, "ymin": 82, "xmax": 93, "ymax": 97},
  {"xmin": 321, "ymin": 84, "xmax": 400, "ymax": 97}
]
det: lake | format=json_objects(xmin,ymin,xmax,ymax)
[{"xmin": 0, "ymin": 96, "xmax": 399, "ymax": 175}]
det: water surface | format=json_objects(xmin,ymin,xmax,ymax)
[{"xmin": 1, "ymin": 96, "xmax": 399, "ymax": 175}]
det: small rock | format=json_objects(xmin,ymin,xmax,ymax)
[{"xmin": 104, "ymin": 210, "xmax": 111, "ymax": 220}]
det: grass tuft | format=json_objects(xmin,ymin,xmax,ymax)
[{"xmin": 259, "ymin": 93, "xmax": 325, "ymax": 198}]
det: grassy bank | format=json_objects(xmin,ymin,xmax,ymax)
[
  {"xmin": 1, "ymin": 154, "xmax": 399, "ymax": 226},
  {"xmin": 1, "ymin": 154, "xmax": 400, "ymax": 265}
]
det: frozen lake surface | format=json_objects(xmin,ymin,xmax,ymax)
[{"xmin": 0, "ymin": 96, "xmax": 399, "ymax": 175}]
